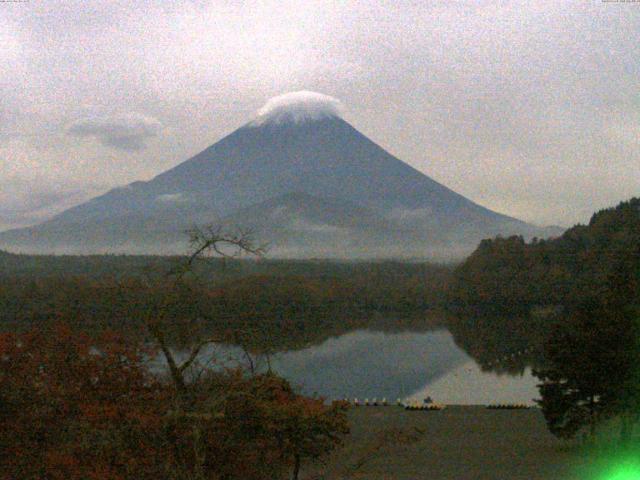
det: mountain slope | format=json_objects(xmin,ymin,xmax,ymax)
[{"xmin": 0, "ymin": 92, "xmax": 560, "ymax": 258}]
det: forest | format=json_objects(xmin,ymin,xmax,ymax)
[
  {"xmin": 448, "ymin": 198, "xmax": 640, "ymax": 442},
  {"xmin": 0, "ymin": 254, "xmax": 450, "ymax": 352},
  {"xmin": 446, "ymin": 198, "xmax": 640, "ymax": 371},
  {"xmin": 1, "ymin": 198, "xmax": 639, "ymax": 478}
]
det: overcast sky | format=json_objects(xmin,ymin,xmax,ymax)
[{"xmin": 1, "ymin": 0, "xmax": 639, "ymax": 231}]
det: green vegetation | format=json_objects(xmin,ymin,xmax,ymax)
[
  {"xmin": 534, "ymin": 261, "xmax": 640, "ymax": 442},
  {"xmin": 447, "ymin": 198, "xmax": 640, "ymax": 373},
  {"xmin": 449, "ymin": 198, "xmax": 640, "ymax": 442},
  {"xmin": 450, "ymin": 198, "xmax": 640, "ymax": 316}
]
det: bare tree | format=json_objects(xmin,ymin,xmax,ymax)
[
  {"xmin": 170, "ymin": 225, "xmax": 266, "ymax": 281},
  {"xmin": 146, "ymin": 225, "xmax": 266, "ymax": 401}
]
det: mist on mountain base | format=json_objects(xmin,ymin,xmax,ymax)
[{"xmin": 0, "ymin": 92, "xmax": 562, "ymax": 259}]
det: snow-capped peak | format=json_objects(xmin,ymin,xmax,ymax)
[{"xmin": 249, "ymin": 91, "xmax": 344, "ymax": 127}]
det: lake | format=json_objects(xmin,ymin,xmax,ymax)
[{"xmin": 168, "ymin": 328, "xmax": 540, "ymax": 405}]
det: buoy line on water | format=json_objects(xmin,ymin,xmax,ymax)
[
  {"xmin": 344, "ymin": 398, "xmax": 446, "ymax": 411},
  {"xmin": 341, "ymin": 398, "xmax": 534, "ymax": 410},
  {"xmin": 486, "ymin": 403, "xmax": 531, "ymax": 410}
]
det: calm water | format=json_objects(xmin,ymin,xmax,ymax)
[{"xmin": 167, "ymin": 328, "xmax": 539, "ymax": 405}]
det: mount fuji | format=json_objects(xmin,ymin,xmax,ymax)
[{"xmin": 0, "ymin": 91, "xmax": 560, "ymax": 259}]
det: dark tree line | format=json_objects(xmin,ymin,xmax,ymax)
[
  {"xmin": 450, "ymin": 198, "xmax": 640, "ymax": 440},
  {"xmin": 450, "ymin": 198, "xmax": 640, "ymax": 316},
  {"xmin": 534, "ymin": 253, "xmax": 640, "ymax": 441}
]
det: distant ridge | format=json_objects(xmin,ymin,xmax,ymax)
[{"xmin": 0, "ymin": 91, "xmax": 562, "ymax": 258}]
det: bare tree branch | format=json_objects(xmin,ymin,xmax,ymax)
[
  {"xmin": 178, "ymin": 337, "xmax": 222, "ymax": 374},
  {"xmin": 147, "ymin": 224, "xmax": 267, "ymax": 402}
]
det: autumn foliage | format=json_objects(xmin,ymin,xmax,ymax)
[
  {"xmin": 0, "ymin": 324, "xmax": 168, "ymax": 479},
  {"xmin": 0, "ymin": 324, "xmax": 349, "ymax": 479},
  {"xmin": 164, "ymin": 371, "xmax": 350, "ymax": 479}
]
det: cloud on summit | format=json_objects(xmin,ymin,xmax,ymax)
[
  {"xmin": 67, "ymin": 113, "xmax": 162, "ymax": 151},
  {"xmin": 251, "ymin": 91, "xmax": 344, "ymax": 126}
]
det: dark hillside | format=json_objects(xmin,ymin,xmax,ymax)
[{"xmin": 447, "ymin": 198, "xmax": 640, "ymax": 371}]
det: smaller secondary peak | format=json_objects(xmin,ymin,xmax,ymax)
[{"xmin": 249, "ymin": 91, "xmax": 344, "ymax": 127}]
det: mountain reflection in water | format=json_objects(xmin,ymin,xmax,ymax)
[{"xmin": 165, "ymin": 328, "xmax": 539, "ymax": 404}]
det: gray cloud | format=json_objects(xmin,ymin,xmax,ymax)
[
  {"xmin": 388, "ymin": 208, "xmax": 434, "ymax": 224},
  {"xmin": 290, "ymin": 216, "xmax": 345, "ymax": 235},
  {"xmin": 67, "ymin": 113, "xmax": 162, "ymax": 151},
  {"xmin": 0, "ymin": 181, "xmax": 105, "ymax": 231},
  {"xmin": 155, "ymin": 193, "xmax": 186, "ymax": 204}
]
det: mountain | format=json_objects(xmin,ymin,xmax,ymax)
[{"xmin": 0, "ymin": 91, "xmax": 561, "ymax": 259}]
